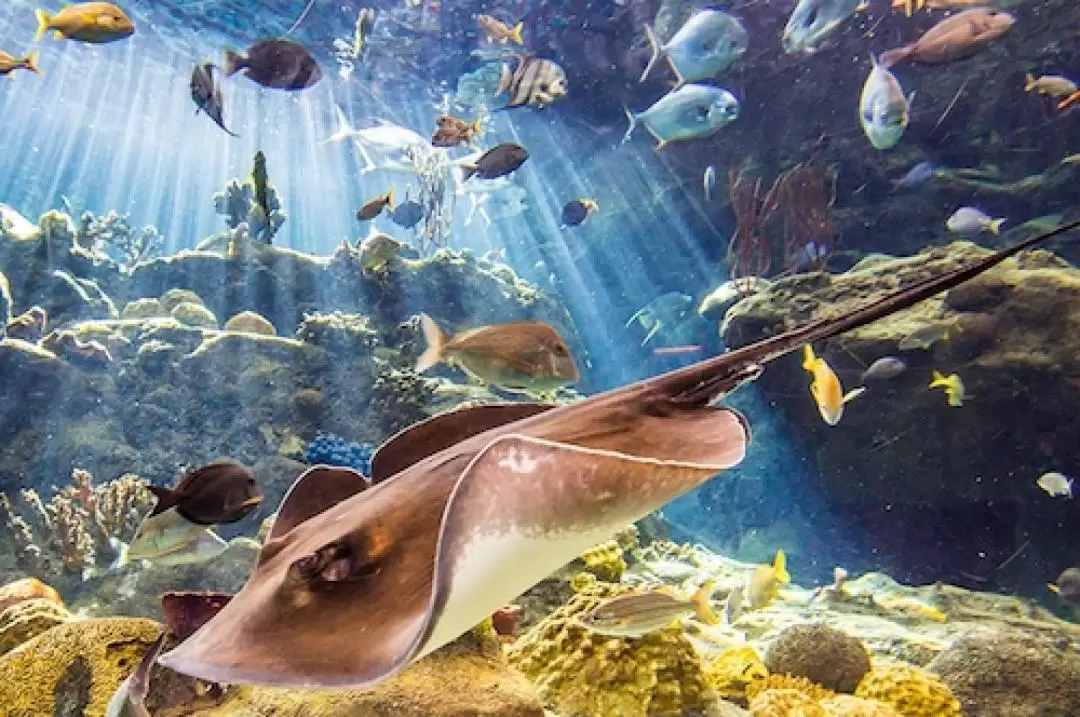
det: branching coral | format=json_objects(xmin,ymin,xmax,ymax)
[
  {"xmin": 75, "ymin": 210, "xmax": 164, "ymax": 274},
  {"xmin": 0, "ymin": 469, "xmax": 152, "ymax": 582},
  {"xmin": 579, "ymin": 539, "xmax": 627, "ymax": 582},
  {"xmin": 212, "ymin": 178, "xmax": 286, "ymax": 242}
]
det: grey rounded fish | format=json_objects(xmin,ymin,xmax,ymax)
[
  {"xmin": 859, "ymin": 57, "xmax": 912, "ymax": 150},
  {"xmin": 623, "ymin": 84, "xmax": 740, "ymax": 150},
  {"xmin": 861, "ymin": 356, "xmax": 906, "ymax": 382},
  {"xmin": 460, "ymin": 143, "xmax": 529, "ymax": 180},
  {"xmin": 783, "ymin": 0, "xmax": 863, "ymax": 53},
  {"xmin": 641, "ymin": 10, "xmax": 748, "ymax": 87},
  {"xmin": 391, "ymin": 200, "xmax": 424, "ymax": 229},
  {"xmin": 498, "ymin": 55, "xmax": 567, "ymax": 109}
]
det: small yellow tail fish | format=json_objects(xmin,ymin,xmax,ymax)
[
  {"xmin": 747, "ymin": 550, "xmax": 790, "ymax": 609},
  {"xmin": 802, "ymin": 345, "xmax": 866, "ymax": 425},
  {"xmin": 929, "ymin": 370, "xmax": 966, "ymax": 406}
]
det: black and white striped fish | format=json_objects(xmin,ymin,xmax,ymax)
[{"xmin": 497, "ymin": 55, "xmax": 568, "ymax": 109}]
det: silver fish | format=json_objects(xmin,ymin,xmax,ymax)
[
  {"xmin": 497, "ymin": 55, "xmax": 567, "ymax": 109},
  {"xmin": 859, "ymin": 57, "xmax": 913, "ymax": 150},
  {"xmin": 640, "ymin": 10, "xmax": 748, "ymax": 88},
  {"xmin": 112, "ymin": 506, "xmax": 230, "ymax": 568},
  {"xmin": 704, "ymin": 165, "xmax": 717, "ymax": 200},
  {"xmin": 106, "ymin": 632, "xmax": 166, "ymax": 717},
  {"xmin": 623, "ymin": 84, "xmax": 740, "ymax": 150},
  {"xmin": 946, "ymin": 207, "xmax": 1006, "ymax": 235},
  {"xmin": 577, "ymin": 582, "xmax": 718, "ymax": 638},
  {"xmin": 861, "ymin": 356, "xmax": 906, "ymax": 382},
  {"xmin": 783, "ymin": 0, "xmax": 863, "ymax": 53},
  {"xmin": 723, "ymin": 583, "xmax": 744, "ymax": 625}
]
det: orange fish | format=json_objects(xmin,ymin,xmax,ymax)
[
  {"xmin": 0, "ymin": 49, "xmax": 40, "ymax": 76},
  {"xmin": 880, "ymin": 9, "xmax": 1014, "ymax": 67},
  {"xmin": 415, "ymin": 313, "xmax": 579, "ymax": 393},
  {"xmin": 431, "ymin": 115, "xmax": 482, "ymax": 148},
  {"xmin": 891, "ymin": 0, "xmax": 986, "ymax": 17},
  {"xmin": 477, "ymin": 15, "xmax": 524, "ymax": 45}
]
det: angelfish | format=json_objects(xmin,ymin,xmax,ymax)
[
  {"xmin": 158, "ymin": 219, "xmax": 1080, "ymax": 689},
  {"xmin": 106, "ymin": 631, "xmax": 166, "ymax": 717}
]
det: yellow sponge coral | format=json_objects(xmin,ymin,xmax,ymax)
[
  {"xmin": 749, "ymin": 688, "xmax": 828, "ymax": 716},
  {"xmin": 747, "ymin": 673, "xmax": 835, "ymax": 704},
  {"xmin": 506, "ymin": 579, "xmax": 716, "ymax": 717},
  {"xmin": 705, "ymin": 645, "xmax": 769, "ymax": 703},
  {"xmin": 579, "ymin": 539, "xmax": 627, "ymax": 582},
  {"xmin": 822, "ymin": 694, "xmax": 903, "ymax": 716},
  {"xmin": 855, "ymin": 662, "xmax": 961, "ymax": 717}
]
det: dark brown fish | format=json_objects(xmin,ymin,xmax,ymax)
[
  {"xmin": 497, "ymin": 55, "xmax": 568, "ymax": 109},
  {"xmin": 148, "ymin": 460, "xmax": 262, "ymax": 526},
  {"xmin": 190, "ymin": 63, "xmax": 238, "ymax": 137},
  {"xmin": 415, "ymin": 313, "xmax": 579, "ymax": 392},
  {"xmin": 224, "ymin": 39, "xmax": 322, "ymax": 91},
  {"xmin": 561, "ymin": 198, "xmax": 599, "ymax": 227},
  {"xmin": 880, "ymin": 8, "xmax": 1015, "ymax": 67},
  {"xmin": 431, "ymin": 115, "xmax": 482, "ymax": 148},
  {"xmin": 159, "ymin": 220, "xmax": 1080, "ymax": 689},
  {"xmin": 356, "ymin": 188, "xmax": 395, "ymax": 221},
  {"xmin": 460, "ymin": 142, "xmax": 528, "ymax": 181}
]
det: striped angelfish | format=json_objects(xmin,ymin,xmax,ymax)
[{"xmin": 497, "ymin": 55, "xmax": 568, "ymax": 109}]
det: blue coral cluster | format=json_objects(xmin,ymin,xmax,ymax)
[{"xmin": 304, "ymin": 432, "xmax": 374, "ymax": 478}]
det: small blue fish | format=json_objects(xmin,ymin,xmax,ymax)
[
  {"xmin": 783, "ymin": 0, "xmax": 863, "ymax": 53},
  {"xmin": 891, "ymin": 161, "xmax": 936, "ymax": 191},
  {"xmin": 623, "ymin": 84, "xmax": 740, "ymax": 151},
  {"xmin": 640, "ymin": 10, "xmax": 748, "ymax": 88}
]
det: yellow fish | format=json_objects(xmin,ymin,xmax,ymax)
[
  {"xmin": 746, "ymin": 550, "xmax": 790, "ymax": 609},
  {"xmin": 34, "ymin": 2, "xmax": 135, "ymax": 44},
  {"xmin": 802, "ymin": 345, "xmax": 865, "ymax": 425},
  {"xmin": 929, "ymin": 370, "xmax": 966, "ymax": 406}
]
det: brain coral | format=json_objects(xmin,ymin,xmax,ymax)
[
  {"xmin": 822, "ymin": 695, "xmax": 903, "ymax": 716},
  {"xmin": 855, "ymin": 661, "xmax": 960, "ymax": 717},
  {"xmin": 506, "ymin": 577, "xmax": 716, "ymax": 717},
  {"xmin": 763, "ymin": 623, "xmax": 871, "ymax": 693}
]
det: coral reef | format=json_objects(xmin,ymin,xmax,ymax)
[
  {"xmin": 706, "ymin": 645, "xmax": 770, "ymax": 703},
  {"xmin": 927, "ymin": 628, "xmax": 1080, "ymax": 716},
  {"xmin": 578, "ymin": 539, "xmax": 627, "ymax": 582},
  {"xmin": 748, "ymin": 688, "xmax": 826, "ymax": 716},
  {"xmin": 212, "ymin": 175, "xmax": 286, "ymax": 242},
  {"xmin": 76, "ymin": 210, "xmax": 164, "ymax": 274},
  {"xmin": 303, "ymin": 432, "xmax": 375, "ymax": 477},
  {"xmin": 854, "ymin": 662, "xmax": 961, "ymax": 717},
  {"xmin": 746, "ymin": 674, "xmax": 835, "ymax": 704},
  {"xmin": 0, "ymin": 577, "xmax": 62, "ymax": 613},
  {"xmin": 0, "ymin": 469, "xmax": 151, "ymax": 586},
  {"xmin": 223, "ymin": 310, "xmax": 276, "ymax": 335},
  {"xmin": 820, "ymin": 695, "xmax": 902, "ymax": 717},
  {"xmin": 4, "ymin": 306, "xmax": 47, "ymax": 342},
  {"xmin": 763, "ymin": 624, "xmax": 871, "ymax": 693},
  {"xmin": 506, "ymin": 575, "xmax": 717, "ymax": 717},
  {"xmin": 0, "ymin": 596, "xmax": 70, "ymax": 655}
]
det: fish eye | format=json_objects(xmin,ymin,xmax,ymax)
[{"xmin": 806, "ymin": 8, "xmax": 819, "ymax": 25}]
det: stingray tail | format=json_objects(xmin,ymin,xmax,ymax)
[
  {"xmin": 639, "ymin": 24, "xmax": 664, "ymax": 84},
  {"xmin": 415, "ymin": 313, "xmax": 446, "ymax": 373}
]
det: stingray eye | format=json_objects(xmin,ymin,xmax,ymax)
[
  {"xmin": 553, "ymin": 344, "xmax": 568, "ymax": 357},
  {"xmin": 288, "ymin": 553, "xmax": 323, "ymax": 582}
]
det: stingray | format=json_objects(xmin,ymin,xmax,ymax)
[{"xmin": 159, "ymin": 220, "xmax": 1080, "ymax": 688}]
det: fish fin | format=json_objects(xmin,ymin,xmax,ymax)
[
  {"xmin": 497, "ymin": 63, "xmax": 513, "ymax": 96},
  {"xmin": 620, "ymin": 105, "xmax": 638, "ymax": 145},
  {"xmin": 415, "ymin": 313, "xmax": 446, "ymax": 373},
  {"xmin": 33, "ymin": 10, "xmax": 51, "ymax": 42},
  {"xmin": 842, "ymin": 386, "xmax": 867, "ymax": 404},
  {"xmin": 146, "ymin": 484, "xmax": 179, "ymax": 516},
  {"xmin": 1048, "ymin": 582, "xmax": 1062, "ymax": 595},
  {"xmin": 511, "ymin": 21, "xmax": 524, "ymax": 45},
  {"xmin": 321, "ymin": 104, "xmax": 356, "ymax": 144},
  {"xmin": 774, "ymin": 550, "xmax": 790, "ymax": 583},
  {"xmin": 642, "ymin": 321, "xmax": 662, "ymax": 346},
  {"xmin": 989, "ymin": 217, "xmax": 1006, "ymax": 234},
  {"xmin": 161, "ymin": 591, "xmax": 234, "ymax": 641},
  {"xmin": 24, "ymin": 51, "xmax": 40, "ymax": 75},
  {"xmin": 129, "ymin": 631, "xmax": 168, "ymax": 703},
  {"xmin": 1025, "ymin": 73, "xmax": 1035, "ymax": 92},
  {"xmin": 928, "ymin": 370, "xmax": 947, "ymax": 388},
  {"xmin": 639, "ymin": 24, "xmax": 663, "ymax": 84},
  {"xmin": 223, "ymin": 50, "xmax": 246, "ymax": 77},
  {"xmin": 878, "ymin": 46, "xmax": 911, "ymax": 69},
  {"xmin": 268, "ymin": 466, "xmax": 370, "ymax": 542},
  {"xmin": 108, "ymin": 537, "xmax": 130, "ymax": 571},
  {"xmin": 460, "ymin": 164, "xmax": 478, "ymax": 181},
  {"xmin": 386, "ymin": 187, "xmax": 395, "ymax": 211},
  {"xmin": 654, "ymin": 139, "xmax": 668, "ymax": 152},
  {"xmin": 370, "ymin": 403, "xmax": 557, "ymax": 483},
  {"xmin": 690, "ymin": 580, "xmax": 720, "ymax": 625},
  {"xmin": 801, "ymin": 344, "xmax": 818, "ymax": 371}
]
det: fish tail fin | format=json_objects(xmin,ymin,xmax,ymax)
[
  {"xmin": 801, "ymin": 344, "xmax": 817, "ymax": 371},
  {"xmin": 497, "ymin": 63, "xmax": 514, "ymax": 96},
  {"xmin": 774, "ymin": 550, "xmax": 790, "ymax": 583},
  {"xmin": 842, "ymin": 386, "xmax": 868, "ymax": 404},
  {"xmin": 989, "ymin": 217, "xmax": 1006, "ymax": 234},
  {"xmin": 639, "ymin": 24, "xmax": 663, "ymax": 84},
  {"xmin": 23, "ymin": 50, "xmax": 40, "ymax": 75},
  {"xmin": 1024, "ymin": 73, "xmax": 1036, "ymax": 92},
  {"xmin": 415, "ymin": 313, "xmax": 446, "ymax": 373},
  {"xmin": 460, "ymin": 164, "xmax": 478, "ymax": 181},
  {"xmin": 223, "ymin": 50, "xmax": 246, "ymax": 77},
  {"xmin": 1049, "ymin": 582, "xmax": 1062, "ymax": 594},
  {"xmin": 147, "ymin": 484, "xmax": 178, "ymax": 513},
  {"xmin": 33, "ymin": 9, "xmax": 51, "ymax": 42},
  {"xmin": 511, "ymin": 21, "xmax": 524, "ymax": 45},
  {"xmin": 691, "ymin": 580, "xmax": 720, "ymax": 625},
  {"xmin": 386, "ymin": 187, "xmax": 395, "ymax": 211},
  {"xmin": 322, "ymin": 104, "xmax": 356, "ymax": 144},
  {"xmin": 878, "ymin": 46, "xmax": 911, "ymax": 69},
  {"xmin": 929, "ymin": 370, "xmax": 946, "ymax": 387},
  {"xmin": 621, "ymin": 105, "xmax": 637, "ymax": 145},
  {"xmin": 108, "ymin": 538, "xmax": 130, "ymax": 571}
]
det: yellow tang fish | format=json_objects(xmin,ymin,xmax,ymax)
[
  {"xmin": 929, "ymin": 370, "xmax": 966, "ymax": 406},
  {"xmin": 802, "ymin": 345, "xmax": 866, "ymax": 425},
  {"xmin": 34, "ymin": 2, "xmax": 134, "ymax": 44},
  {"xmin": 747, "ymin": 550, "xmax": 790, "ymax": 609}
]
